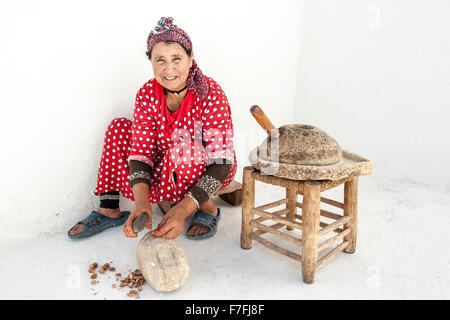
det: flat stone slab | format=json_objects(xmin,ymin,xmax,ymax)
[
  {"xmin": 136, "ymin": 232, "xmax": 189, "ymax": 292},
  {"xmin": 249, "ymin": 148, "xmax": 373, "ymax": 181}
]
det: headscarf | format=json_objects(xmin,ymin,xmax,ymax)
[{"xmin": 147, "ymin": 17, "xmax": 209, "ymax": 99}]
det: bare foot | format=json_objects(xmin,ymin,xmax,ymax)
[
  {"xmin": 69, "ymin": 208, "xmax": 122, "ymax": 236},
  {"xmin": 186, "ymin": 200, "xmax": 218, "ymax": 237}
]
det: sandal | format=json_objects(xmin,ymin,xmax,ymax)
[
  {"xmin": 186, "ymin": 208, "xmax": 221, "ymax": 240},
  {"xmin": 67, "ymin": 210, "xmax": 131, "ymax": 240}
]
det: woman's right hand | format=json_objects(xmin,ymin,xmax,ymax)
[{"xmin": 123, "ymin": 201, "xmax": 152, "ymax": 238}]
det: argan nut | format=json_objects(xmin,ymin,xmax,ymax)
[
  {"xmin": 127, "ymin": 290, "xmax": 138, "ymax": 297},
  {"xmin": 115, "ymin": 273, "xmax": 121, "ymax": 277},
  {"xmin": 99, "ymin": 268, "xmax": 105, "ymax": 274},
  {"xmin": 104, "ymin": 263, "xmax": 110, "ymax": 269},
  {"xmin": 109, "ymin": 267, "xmax": 116, "ymax": 271},
  {"xmin": 112, "ymin": 284, "xmax": 117, "ymax": 288},
  {"xmin": 90, "ymin": 274, "xmax": 97, "ymax": 279},
  {"xmin": 93, "ymin": 263, "xmax": 98, "ymax": 268},
  {"xmin": 88, "ymin": 268, "xmax": 95, "ymax": 273}
]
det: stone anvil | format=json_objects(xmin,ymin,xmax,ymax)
[
  {"xmin": 136, "ymin": 231, "xmax": 189, "ymax": 292},
  {"xmin": 132, "ymin": 213, "xmax": 189, "ymax": 292}
]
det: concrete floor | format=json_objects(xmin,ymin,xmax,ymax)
[{"xmin": 0, "ymin": 173, "xmax": 449, "ymax": 300}]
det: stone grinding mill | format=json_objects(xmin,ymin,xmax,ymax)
[{"xmin": 241, "ymin": 105, "xmax": 373, "ymax": 284}]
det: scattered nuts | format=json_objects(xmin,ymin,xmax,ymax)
[{"xmin": 87, "ymin": 264, "xmax": 145, "ymax": 297}]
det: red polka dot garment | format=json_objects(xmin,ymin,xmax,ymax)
[{"xmin": 93, "ymin": 76, "xmax": 237, "ymax": 203}]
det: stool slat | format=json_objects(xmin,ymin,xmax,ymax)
[
  {"xmin": 250, "ymin": 220, "xmax": 303, "ymax": 246},
  {"xmin": 319, "ymin": 216, "xmax": 351, "ymax": 236},
  {"xmin": 316, "ymin": 241, "xmax": 349, "ymax": 269},
  {"xmin": 250, "ymin": 234, "xmax": 302, "ymax": 262},
  {"xmin": 251, "ymin": 208, "xmax": 303, "ymax": 231}
]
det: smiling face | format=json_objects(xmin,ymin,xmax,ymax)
[{"xmin": 150, "ymin": 41, "xmax": 194, "ymax": 92}]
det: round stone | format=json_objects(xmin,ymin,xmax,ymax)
[
  {"xmin": 136, "ymin": 232, "xmax": 189, "ymax": 292},
  {"xmin": 258, "ymin": 124, "xmax": 342, "ymax": 166}
]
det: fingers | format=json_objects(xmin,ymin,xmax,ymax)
[
  {"xmin": 157, "ymin": 221, "xmax": 173, "ymax": 237},
  {"xmin": 125, "ymin": 206, "xmax": 152, "ymax": 237},
  {"xmin": 145, "ymin": 212, "xmax": 153, "ymax": 230},
  {"xmin": 152, "ymin": 219, "xmax": 174, "ymax": 239},
  {"xmin": 155, "ymin": 215, "xmax": 168, "ymax": 231},
  {"xmin": 147, "ymin": 214, "xmax": 152, "ymax": 230},
  {"xmin": 124, "ymin": 222, "xmax": 137, "ymax": 238},
  {"xmin": 152, "ymin": 228, "xmax": 168, "ymax": 238},
  {"xmin": 152, "ymin": 229, "xmax": 162, "ymax": 237},
  {"xmin": 162, "ymin": 227, "xmax": 179, "ymax": 239},
  {"xmin": 123, "ymin": 215, "xmax": 138, "ymax": 238}
]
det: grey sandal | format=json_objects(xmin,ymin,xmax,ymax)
[
  {"xmin": 67, "ymin": 210, "xmax": 130, "ymax": 240},
  {"xmin": 186, "ymin": 208, "xmax": 221, "ymax": 240}
]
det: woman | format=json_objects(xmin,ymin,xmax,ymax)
[{"xmin": 68, "ymin": 17, "xmax": 237, "ymax": 240}]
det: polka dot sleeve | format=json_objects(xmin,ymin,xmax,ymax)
[
  {"xmin": 127, "ymin": 87, "xmax": 157, "ymax": 168},
  {"xmin": 201, "ymin": 84, "xmax": 235, "ymax": 164}
]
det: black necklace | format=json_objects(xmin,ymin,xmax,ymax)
[{"xmin": 164, "ymin": 85, "xmax": 187, "ymax": 96}]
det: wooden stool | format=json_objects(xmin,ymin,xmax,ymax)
[{"xmin": 240, "ymin": 166, "xmax": 359, "ymax": 284}]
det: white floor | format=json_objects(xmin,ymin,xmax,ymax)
[{"xmin": 1, "ymin": 172, "xmax": 449, "ymax": 300}]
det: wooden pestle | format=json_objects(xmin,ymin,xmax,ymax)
[{"xmin": 250, "ymin": 105, "xmax": 278, "ymax": 137}]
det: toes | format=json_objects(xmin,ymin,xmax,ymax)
[
  {"xmin": 192, "ymin": 226, "xmax": 200, "ymax": 236},
  {"xmin": 187, "ymin": 225, "xmax": 199, "ymax": 236},
  {"xmin": 187, "ymin": 225, "xmax": 196, "ymax": 236},
  {"xmin": 198, "ymin": 226, "xmax": 208, "ymax": 236},
  {"xmin": 188, "ymin": 225, "xmax": 209, "ymax": 236},
  {"xmin": 69, "ymin": 224, "xmax": 84, "ymax": 235}
]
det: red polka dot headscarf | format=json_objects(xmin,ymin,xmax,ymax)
[{"xmin": 147, "ymin": 17, "xmax": 209, "ymax": 99}]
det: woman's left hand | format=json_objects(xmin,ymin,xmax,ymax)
[{"xmin": 152, "ymin": 205, "xmax": 187, "ymax": 239}]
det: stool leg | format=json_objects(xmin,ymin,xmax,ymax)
[
  {"xmin": 241, "ymin": 166, "xmax": 255, "ymax": 250},
  {"xmin": 343, "ymin": 176, "xmax": 358, "ymax": 253},
  {"xmin": 301, "ymin": 181, "xmax": 321, "ymax": 284},
  {"xmin": 286, "ymin": 188, "xmax": 297, "ymax": 230}
]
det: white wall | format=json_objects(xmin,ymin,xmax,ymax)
[
  {"xmin": 3, "ymin": 0, "xmax": 448, "ymax": 240},
  {"xmin": 294, "ymin": 0, "xmax": 450, "ymax": 187},
  {"xmin": 0, "ymin": 0, "xmax": 303, "ymax": 239}
]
